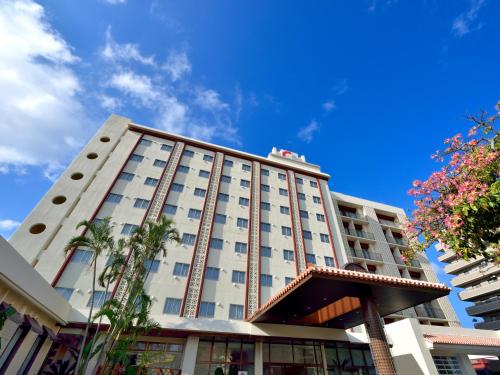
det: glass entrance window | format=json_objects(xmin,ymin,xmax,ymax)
[
  {"xmin": 263, "ymin": 340, "xmax": 323, "ymax": 375},
  {"xmin": 195, "ymin": 337, "xmax": 255, "ymax": 375},
  {"xmin": 324, "ymin": 342, "xmax": 375, "ymax": 375}
]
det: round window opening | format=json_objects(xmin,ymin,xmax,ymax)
[
  {"xmin": 29, "ymin": 223, "xmax": 46, "ymax": 234},
  {"xmin": 71, "ymin": 172, "xmax": 83, "ymax": 180},
  {"xmin": 100, "ymin": 136, "xmax": 110, "ymax": 143},
  {"xmin": 52, "ymin": 196, "xmax": 67, "ymax": 205},
  {"xmin": 87, "ymin": 152, "xmax": 98, "ymax": 160}
]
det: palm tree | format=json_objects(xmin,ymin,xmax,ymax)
[{"xmin": 64, "ymin": 217, "xmax": 114, "ymax": 375}]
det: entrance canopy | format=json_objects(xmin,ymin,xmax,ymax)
[{"xmin": 248, "ymin": 266, "xmax": 450, "ymax": 329}]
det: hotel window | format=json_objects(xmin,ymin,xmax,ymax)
[
  {"xmin": 261, "ymin": 274, "xmax": 273, "ymax": 287},
  {"xmin": 316, "ymin": 213, "xmax": 325, "ymax": 222},
  {"xmin": 221, "ymin": 175, "xmax": 231, "ymax": 184},
  {"xmin": 261, "ymin": 184, "xmax": 270, "ymax": 192},
  {"xmin": 237, "ymin": 218, "xmax": 248, "ymax": 228},
  {"xmin": 163, "ymin": 298, "xmax": 182, "ymax": 315},
  {"xmin": 306, "ymin": 253, "xmax": 316, "ymax": 265},
  {"xmin": 310, "ymin": 180, "xmax": 318, "ymax": 188},
  {"xmin": 199, "ymin": 170, "xmax": 210, "ymax": 178},
  {"xmin": 218, "ymin": 192, "xmax": 229, "ymax": 202},
  {"xmin": 283, "ymin": 249, "xmax": 294, "ymax": 261},
  {"xmin": 234, "ymin": 242, "xmax": 247, "ymax": 254},
  {"xmin": 188, "ymin": 208, "xmax": 201, "ymax": 219},
  {"xmin": 194, "ymin": 188, "xmax": 206, "ymax": 197},
  {"xmin": 239, "ymin": 197, "xmax": 249, "ymax": 206},
  {"xmin": 320, "ymin": 233, "xmax": 330, "ymax": 243},
  {"xmin": 214, "ymin": 213, "xmax": 227, "ymax": 224},
  {"xmin": 279, "ymin": 188, "xmax": 288, "ymax": 196},
  {"xmin": 261, "ymin": 246, "xmax": 272, "ymax": 257},
  {"xmin": 232, "ymin": 270, "xmax": 246, "ymax": 284},
  {"xmin": 242, "ymin": 164, "xmax": 251, "ymax": 172},
  {"xmin": 121, "ymin": 224, "xmax": 139, "ymax": 235},
  {"xmin": 313, "ymin": 196, "xmax": 321, "ymax": 204},
  {"xmin": 261, "ymin": 222, "xmax": 271, "ymax": 232},
  {"xmin": 129, "ymin": 154, "xmax": 144, "ymax": 162},
  {"xmin": 203, "ymin": 154, "xmax": 213, "ymax": 162},
  {"xmin": 199, "ymin": 302, "xmax": 216, "ymax": 318},
  {"xmin": 140, "ymin": 139, "xmax": 152, "ymax": 146},
  {"xmin": 144, "ymin": 260, "xmax": 160, "ymax": 273},
  {"xmin": 161, "ymin": 144, "xmax": 173, "ymax": 151},
  {"xmin": 119, "ymin": 171, "xmax": 134, "ymax": 181},
  {"xmin": 171, "ymin": 183, "xmax": 184, "ymax": 192},
  {"xmin": 163, "ymin": 204, "xmax": 177, "ymax": 215},
  {"xmin": 261, "ymin": 169, "xmax": 270, "ymax": 176},
  {"xmin": 280, "ymin": 206, "xmax": 290, "ymax": 215},
  {"xmin": 282, "ymin": 226, "xmax": 292, "ymax": 236},
  {"xmin": 325, "ymin": 256, "xmax": 335, "ymax": 267},
  {"xmin": 229, "ymin": 304, "xmax": 244, "ymax": 320},
  {"xmin": 106, "ymin": 193, "xmax": 123, "ymax": 204},
  {"xmin": 153, "ymin": 159, "xmax": 166, "ymax": 168},
  {"xmin": 299, "ymin": 210, "xmax": 309, "ymax": 219},
  {"xmin": 173, "ymin": 263, "xmax": 189, "ymax": 277},
  {"xmin": 87, "ymin": 291, "xmax": 111, "ymax": 307},
  {"xmin": 296, "ymin": 177, "xmax": 303, "ymax": 185},
  {"xmin": 55, "ymin": 287, "xmax": 74, "ymax": 301},
  {"xmin": 278, "ymin": 173, "xmax": 286, "ymax": 181},
  {"xmin": 240, "ymin": 179, "xmax": 250, "ymax": 188},
  {"xmin": 303, "ymin": 230, "xmax": 312, "ymax": 240},
  {"xmin": 285, "ymin": 277, "xmax": 294, "ymax": 285},
  {"xmin": 182, "ymin": 233, "xmax": 196, "ymax": 246},
  {"xmin": 205, "ymin": 267, "xmax": 220, "ymax": 281},
  {"xmin": 224, "ymin": 159, "xmax": 234, "ymax": 167},
  {"xmin": 297, "ymin": 192, "xmax": 306, "ymax": 200},
  {"xmin": 178, "ymin": 165, "xmax": 190, "ymax": 173},
  {"xmin": 134, "ymin": 198, "xmax": 150, "ymax": 209},
  {"xmin": 183, "ymin": 149, "xmax": 194, "ymax": 158},
  {"xmin": 261, "ymin": 201, "xmax": 271, "ymax": 211},
  {"xmin": 144, "ymin": 177, "xmax": 158, "ymax": 186},
  {"xmin": 210, "ymin": 238, "xmax": 224, "ymax": 250}
]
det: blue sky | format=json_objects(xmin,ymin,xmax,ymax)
[{"xmin": 1, "ymin": 0, "xmax": 498, "ymax": 328}]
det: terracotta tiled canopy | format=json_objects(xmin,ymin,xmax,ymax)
[
  {"xmin": 424, "ymin": 334, "xmax": 500, "ymax": 347},
  {"xmin": 247, "ymin": 266, "xmax": 450, "ymax": 329}
]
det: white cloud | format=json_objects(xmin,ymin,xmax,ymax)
[
  {"xmin": 195, "ymin": 88, "xmax": 229, "ymax": 111},
  {"xmin": 163, "ymin": 50, "xmax": 191, "ymax": 81},
  {"xmin": 297, "ymin": 120, "xmax": 320, "ymax": 143},
  {"xmin": 99, "ymin": 95, "xmax": 122, "ymax": 111},
  {"xmin": 0, "ymin": 0, "xmax": 88, "ymax": 177},
  {"xmin": 102, "ymin": 26, "xmax": 155, "ymax": 66},
  {"xmin": 323, "ymin": 100, "xmax": 336, "ymax": 112},
  {"xmin": 0, "ymin": 219, "xmax": 21, "ymax": 232},
  {"xmin": 108, "ymin": 71, "xmax": 159, "ymax": 105},
  {"xmin": 452, "ymin": 0, "xmax": 485, "ymax": 37},
  {"xmin": 103, "ymin": 0, "xmax": 126, "ymax": 5}
]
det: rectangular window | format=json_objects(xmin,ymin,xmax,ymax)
[
  {"xmin": 279, "ymin": 188, "xmax": 288, "ymax": 196},
  {"xmin": 261, "ymin": 246, "xmax": 272, "ymax": 257},
  {"xmin": 87, "ymin": 291, "xmax": 110, "ymax": 307},
  {"xmin": 199, "ymin": 170, "xmax": 210, "ymax": 178},
  {"xmin": 280, "ymin": 206, "xmax": 290, "ymax": 215},
  {"xmin": 210, "ymin": 238, "xmax": 224, "ymax": 250},
  {"xmin": 194, "ymin": 188, "xmax": 206, "ymax": 197},
  {"xmin": 306, "ymin": 253, "xmax": 316, "ymax": 265},
  {"xmin": 163, "ymin": 204, "xmax": 177, "ymax": 215},
  {"xmin": 153, "ymin": 159, "xmax": 166, "ymax": 168},
  {"xmin": 282, "ymin": 226, "xmax": 292, "ymax": 236},
  {"xmin": 239, "ymin": 197, "xmax": 249, "ymax": 206},
  {"xmin": 283, "ymin": 249, "xmax": 294, "ymax": 261},
  {"xmin": 261, "ymin": 184, "xmax": 270, "ymax": 192},
  {"xmin": 183, "ymin": 149, "xmax": 194, "ymax": 158},
  {"xmin": 261, "ymin": 274, "xmax": 273, "ymax": 287},
  {"xmin": 205, "ymin": 267, "xmax": 220, "ymax": 281},
  {"xmin": 144, "ymin": 259, "xmax": 160, "ymax": 273},
  {"xmin": 121, "ymin": 224, "xmax": 139, "ymax": 236},
  {"xmin": 134, "ymin": 198, "xmax": 150, "ymax": 209},
  {"xmin": 119, "ymin": 171, "xmax": 134, "ymax": 181},
  {"xmin": 221, "ymin": 175, "xmax": 231, "ymax": 183},
  {"xmin": 285, "ymin": 277, "xmax": 294, "ymax": 285},
  {"xmin": 303, "ymin": 230, "xmax": 312, "ymax": 240},
  {"xmin": 229, "ymin": 304, "xmax": 244, "ymax": 320},
  {"xmin": 325, "ymin": 256, "xmax": 335, "ymax": 267},
  {"xmin": 173, "ymin": 263, "xmax": 189, "ymax": 277},
  {"xmin": 55, "ymin": 287, "xmax": 74, "ymax": 301},
  {"xmin": 163, "ymin": 298, "xmax": 182, "ymax": 315},
  {"xmin": 296, "ymin": 177, "xmax": 303, "ymax": 185},
  {"xmin": 188, "ymin": 208, "xmax": 201, "ymax": 219},
  {"xmin": 214, "ymin": 213, "xmax": 227, "ymax": 224},
  {"xmin": 178, "ymin": 165, "xmax": 190, "ymax": 173},
  {"xmin": 320, "ymin": 233, "xmax": 330, "ymax": 243},
  {"xmin": 203, "ymin": 154, "xmax": 213, "ymax": 162},
  {"xmin": 161, "ymin": 144, "xmax": 173, "ymax": 151},
  {"xmin": 171, "ymin": 183, "xmax": 184, "ymax": 192},
  {"xmin": 313, "ymin": 196, "xmax": 321, "ymax": 204},
  {"xmin": 144, "ymin": 177, "xmax": 159, "ymax": 186},
  {"xmin": 299, "ymin": 210, "xmax": 309, "ymax": 219},
  {"xmin": 297, "ymin": 192, "xmax": 306, "ymax": 200},
  {"xmin": 278, "ymin": 173, "xmax": 286, "ymax": 181},
  {"xmin": 261, "ymin": 202, "xmax": 271, "ymax": 211},
  {"xmin": 310, "ymin": 180, "xmax": 318, "ymax": 188},
  {"xmin": 140, "ymin": 139, "xmax": 152, "ymax": 146},
  {"xmin": 237, "ymin": 218, "xmax": 248, "ymax": 228},
  {"xmin": 261, "ymin": 222, "xmax": 271, "ymax": 232},
  {"xmin": 106, "ymin": 193, "xmax": 123, "ymax": 204},
  {"xmin": 316, "ymin": 213, "xmax": 325, "ymax": 222},
  {"xmin": 218, "ymin": 193, "xmax": 229, "ymax": 202},
  {"xmin": 234, "ymin": 242, "xmax": 247, "ymax": 254},
  {"xmin": 129, "ymin": 154, "xmax": 144, "ymax": 162},
  {"xmin": 242, "ymin": 164, "xmax": 251, "ymax": 172},
  {"xmin": 199, "ymin": 302, "xmax": 216, "ymax": 318},
  {"xmin": 182, "ymin": 233, "xmax": 196, "ymax": 245},
  {"xmin": 261, "ymin": 169, "xmax": 270, "ymax": 176},
  {"xmin": 224, "ymin": 159, "xmax": 233, "ymax": 167},
  {"xmin": 240, "ymin": 179, "xmax": 250, "ymax": 188},
  {"xmin": 232, "ymin": 270, "xmax": 246, "ymax": 284}
]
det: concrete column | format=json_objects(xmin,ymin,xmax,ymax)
[
  {"xmin": 361, "ymin": 298, "xmax": 397, "ymax": 375},
  {"xmin": 254, "ymin": 340, "xmax": 263, "ymax": 375},
  {"xmin": 181, "ymin": 336, "xmax": 199, "ymax": 375},
  {"xmin": 457, "ymin": 354, "xmax": 476, "ymax": 375}
]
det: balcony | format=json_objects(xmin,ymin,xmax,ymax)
[
  {"xmin": 339, "ymin": 210, "xmax": 368, "ymax": 222},
  {"xmin": 474, "ymin": 319, "xmax": 500, "ymax": 330},
  {"xmin": 438, "ymin": 250, "xmax": 457, "ymax": 263},
  {"xmin": 444, "ymin": 256, "xmax": 484, "ymax": 276},
  {"xmin": 452, "ymin": 264, "xmax": 499, "ymax": 288},
  {"xmin": 466, "ymin": 297, "xmax": 500, "ymax": 317},
  {"xmin": 343, "ymin": 227, "xmax": 375, "ymax": 240},
  {"xmin": 349, "ymin": 248, "xmax": 383, "ymax": 262},
  {"xmin": 386, "ymin": 236, "xmax": 408, "ymax": 247},
  {"xmin": 414, "ymin": 304, "xmax": 446, "ymax": 320},
  {"xmin": 378, "ymin": 219, "xmax": 400, "ymax": 228},
  {"xmin": 394, "ymin": 256, "xmax": 422, "ymax": 268},
  {"xmin": 459, "ymin": 278, "xmax": 500, "ymax": 301}
]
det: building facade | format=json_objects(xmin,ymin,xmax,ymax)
[{"xmin": 4, "ymin": 115, "xmax": 499, "ymax": 374}]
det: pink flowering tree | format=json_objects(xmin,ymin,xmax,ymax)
[{"xmin": 404, "ymin": 102, "xmax": 500, "ymax": 263}]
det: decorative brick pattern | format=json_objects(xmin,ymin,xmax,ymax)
[{"xmin": 287, "ymin": 170, "xmax": 307, "ymax": 273}]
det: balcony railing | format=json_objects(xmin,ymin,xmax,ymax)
[
  {"xmin": 414, "ymin": 304, "xmax": 446, "ymax": 319},
  {"xmin": 378, "ymin": 219, "xmax": 399, "ymax": 228},
  {"xmin": 466, "ymin": 297, "xmax": 500, "ymax": 317},
  {"xmin": 339, "ymin": 211, "xmax": 367, "ymax": 221},
  {"xmin": 350, "ymin": 249, "xmax": 383, "ymax": 262},
  {"xmin": 343, "ymin": 228, "xmax": 375, "ymax": 240},
  {"xmin": 474, "ymin": 319, "xmax": 500, "ymax": 330},
  {"xmin": 386, "ymin": 237, "xmax": 408, "ymax": 247},
  {"xmin": 393, "ymin": 256, "xmax": 422, "ymax": 268}
]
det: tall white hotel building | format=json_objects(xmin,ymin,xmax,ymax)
[{"xmin": 3, "ymin": 115, "xmax": 500, "ymax": 375}]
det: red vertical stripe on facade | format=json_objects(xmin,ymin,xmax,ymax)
[
  {"xmin": 292, "ymin": 173, "xmax": 308, "ymax": 268},
  {"xmin": 316, "ymin": 177, "xmax": 339, "ymax": 268},
  {"xmin": 244, "ymin": 163, "xmax": 255, "ymax": 319},
  {"xmin": 285, "ymin": 171, "xmax": 301, "ymax": 276}
]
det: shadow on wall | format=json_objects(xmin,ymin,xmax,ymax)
[{"xmin": 394, "ymin": 354, "xmax": 427, "ymax": 375}]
